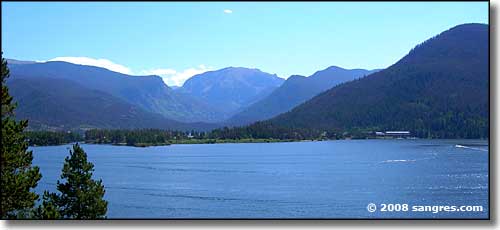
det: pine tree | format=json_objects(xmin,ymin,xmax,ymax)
[
  {"xmin": 33, "ymin": 191, "xmax": 61, "ymax": 219},
  {"xmin": 1, "ymin": 55, "xmax": 42, "ymax": 218},
  {"xmin": 48, "ymin": 143, "xmax": 108, "ymax": 219}
]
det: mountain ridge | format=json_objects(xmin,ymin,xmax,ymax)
[
  {"xmin": 7, "ymin": 61, "xmax": 225, "ymax": 123},
  {"xmin": 226, "ymin": 66, "xmax": 379, "ymax": 125},
  {"xmin": 260, "ymin": 23, "xmax": 488, "ymax": 138},
  {"xmin": 180, "ymin": 66, "xmax": 285, "ymax": 117},
  {"xmin": 7, "ymin": 77, "xmax": 217, "ymax": 131}
]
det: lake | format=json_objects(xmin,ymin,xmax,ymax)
[{"xmin": 30, "ymin": 139, "xmax": 489, "ymax": 219}]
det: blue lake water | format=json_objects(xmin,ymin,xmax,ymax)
[{"xmin": 30, "ymin": 139, "xmax": 489, "ymax": 219}]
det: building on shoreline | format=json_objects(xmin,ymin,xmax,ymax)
[{"xmin": 375, "ymin": 131, "xmax": 411, "ymax": 139}]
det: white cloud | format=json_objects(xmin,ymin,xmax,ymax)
[
  {"xmin": 45, "ymin": 56, "xmax": 211, "ymax": 87},
  {"xmin": 47, "ymin": 57, "xmax": 132, "ymax": 75},
  {"xmin": 140, "ymin": 68, "xmax": 177, "ymax": 76},
  {"xmin": 141, "ymin": 64, "xmax": 212, "ymax": 87},
  {"xmin": 223, "ymin": 9, "xmax": 233, "ymax": 14}
]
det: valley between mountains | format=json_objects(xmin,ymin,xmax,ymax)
[{"xmin": 6, "ymin": 23, "xmax": 489, "ymax": 139}]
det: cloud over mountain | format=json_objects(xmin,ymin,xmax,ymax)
[
  {"xmin": 141, "ymin": 65, "xmax": 212, "ymax": 87},
  {"xmin": 48, "ymin": 57, "xmax": 132, "ymax": 75},
  {"xmin": 46, "ymin": 57, "xmax": 212, "ymax": 87}
]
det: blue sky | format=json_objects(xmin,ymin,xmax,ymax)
[{"xmin": 1, "ymin": 2, "xmax": 488, "ymax": 86}]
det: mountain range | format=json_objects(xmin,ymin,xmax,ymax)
[
  {"xmin": 256, "ymin": 23, "xmax": 488, "ymax": 138},
  {"xmin": 7, "ymin": 61, "xmax": 224, "ymax": 123},
  {"xmin": 8, "ymin": 77, "xmax": 213, "ymax": 131},
  {"xmin": 3, "ymin": 61, "xmax": 281, "ymax": 130},
  {"xmin": 7, "ymin": 59, "xmax": 373, "ymax": 131},
  {"xmin": 180, "ymin": 67, "xmax": 285, "ymax": 117},
  {"xmin": 4, "ymin": 23, "xmax": 488, "ymax": 137},
  {"xmin": 227, "ymin": 66, "xmax": 379, "ymax": 125}
]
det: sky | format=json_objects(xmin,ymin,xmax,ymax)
[{"xmin": 1, "ymin": 2, "xmax": 489, "ymax": 86}]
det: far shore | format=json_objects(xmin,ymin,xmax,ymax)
[{"xmin": 28, "ymin": 137, "xmax": 489, "ymax": 148}]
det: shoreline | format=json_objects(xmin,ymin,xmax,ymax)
[{"xmin": 28, "ymin": 137, "xmax": 489, "ymax": 147}]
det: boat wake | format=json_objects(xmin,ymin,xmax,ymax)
[
  {"xmin": 381, "ymin": 159, "xmax": 417, "ymax": 163},
  {"xmin": 455, "ymin": 144, "xmax": 488, "ymax": 152},
  {"xmin": 380, "ymin": 154, "xmax": 438, "ymax": 163}
]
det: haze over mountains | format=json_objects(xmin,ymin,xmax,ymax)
[
  {"xmin": 4, "ymin": 23, "xmax": 488, "ymax": 138},
  {"xmin": 5, "ymin": 62, "xmax": 290, "ymax": 128},
  {"xmin": 180, "ymin": 67, "xmax": 284, "ymax": 117},
  {"xmin": 7, "ymin": 77, "xmax": 216, "ymax": 131},
  {"xmin": 6, "ymin": 59, "xmax": 375, "ymax": 131},
  {"xmin": 7, "ymin": 61, "xmax": 223, "ymax": 123},
  {"xmin": 227, "ymin": 66, "xmax": 379, "ymax": 125}
]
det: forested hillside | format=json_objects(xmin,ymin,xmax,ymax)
[
  {"xmin": 223, "ymin": 23, "xmax": 488, "ymax": 139},
  {"xmin": 227, "ymin": 67, "xmax": 378, "ymax": 125}
]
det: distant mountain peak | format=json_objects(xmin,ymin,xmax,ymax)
[
  {"xmin": 181, "ymin": 67, "xmax": 285, "ymax": 116},
  {"xmin": 222, "ymin": 66, "xmax": 258, "ymax": 70},
  {"xmin": 448, "ymin": 23, "xmax": 487, "ymax": 30},
  {"xmin": 217, "ymin": 66, "xmax": 275, "ymax": 75},
  {"xmin": 6, "ymin": 58, "xmax": 40, "ymax": 65},
  {"xmin": 226, "ymin": 66, "xmax": 377, "ymax": 126},
  {"xmin": 324, "ymin": 65, "xmax": 346, "ymax": 71},
  {"xmin": 308, "ymin": 66, "xmax": 351, "ymax": 78},
  {"xmin": 7, "ymin": 60, "xmax": 224, "ymax": 123},
  {"xmin": 288, "ymin": 75, "xmax": 306, "ymax": 79}
]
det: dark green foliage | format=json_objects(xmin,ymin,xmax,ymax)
[
  {"xmin": 85, "ymin": 129, "xmax": 206, "ymax": 146},
  {"xmin": 33, "ymin": 191, "xmax": 61, "ymax": 219},
  {"xmin": 1, "ymin": 55, "xmax": 42, "ymax": 218},
  {"xmin": 7, "ymin": 61, "xmax": 225, "ymax": 123},
  {"xmin": 25, "ymin": 131, "xmax": 83, "ymax": 146},
  {"xmin": 208, "ymin": 122, "xmax": 368, "ymax": 140},
  {"xmin": 228, "ymin": 67, "xmax": 379, "ymax": 126},
  {"xmin": 250, "ymin": 23, "xmax": 488, "ymax": 139},
  {"xmin": 7, "ymin": 77, "xmax": 217, "ymax": 132},
  {"xmin": 209, "ymin": 122, "xmax": 323, "ymax": 140},
  {"xmin": 40, "ymin": 144, "xmax": 107, "ymax": 219}
]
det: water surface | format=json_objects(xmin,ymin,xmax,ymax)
[{"xmin": 31, "ymin": 139, "xmax": 489, "ymax": 219}]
